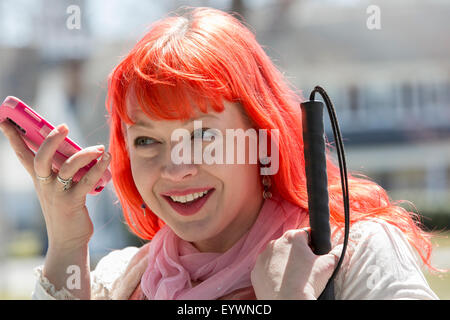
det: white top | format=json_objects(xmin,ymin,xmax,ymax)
[{"xmin": 31, "ymin": 219, "xmax": 439, "ymax": 300}]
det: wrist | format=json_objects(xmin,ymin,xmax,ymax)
[
  {"xmin": 43, "ymin": 243, "xmax": 91, "ymax": 299},
  {"xmin": 45, "ymin": 242, "xmax": 89, "ymax": 266},
  {"xmin": 47, "ymin": 238, "xmax": 90, "ymax": 252}
]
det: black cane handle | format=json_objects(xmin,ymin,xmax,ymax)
[{"xmin": 300, "ymin": 100, "xmax": 335, "ymax": 300}]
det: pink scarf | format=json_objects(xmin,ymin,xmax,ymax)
[{"xmin": 140, "ymin": 193, "xmax": 307, "ymax": 300}]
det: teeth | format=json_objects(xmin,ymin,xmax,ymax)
[{"xmin": 169, "ymin": 190, "xmax": 209, "ymax": 203}]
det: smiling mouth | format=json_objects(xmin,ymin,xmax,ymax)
[{"xmin": 162, "ymin": 188, "xmax": 215, "ymax": 216}]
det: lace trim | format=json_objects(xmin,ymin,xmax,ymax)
[
  {"xmin": 90, "ymin": 273, "xmax": 111, "ymax": 300},
  {"xmin": 90, "ymin": 247, "xmax": 140, "ymax": 300},
  {"xmin": 34, "ymin": 266, "xmax": 79, "ymax": 300}
]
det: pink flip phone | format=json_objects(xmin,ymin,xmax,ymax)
[{"xmin": 0, "ymin": 96, "xmax": 111, "ymax": 195}]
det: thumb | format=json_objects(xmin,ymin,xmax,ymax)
[
  {"xmin": 329, "ymin": 244, "xmax": 344, "ymax": 265},
  {"xmin": 312, "ymin": 251, "xmax": 339, "ymax": 298},
  {"xmin": 320, "ymin": 244, "xmax": 345, "ymax": 279},
  {"xmin": 318, "ymin": 244, "xmax": 344, "ymax": 274}
]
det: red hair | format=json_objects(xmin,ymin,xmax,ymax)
[{"xmin": 105, "ymin": 7, "xmax": 434, "ymax": 269}]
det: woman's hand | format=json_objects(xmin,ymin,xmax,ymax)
[
  {"xmin": 0, "ymin": 121, "xmax": 110, "ymax": 250},
  {"xmin": 251, "ymin": 228, "xmax": 340, "ymax": 300}
]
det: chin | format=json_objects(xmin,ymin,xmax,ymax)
[
  {"xmin": 172, "ymin": 229, "xmax": 209, "ymax": 243},
  {"xmin": 172, "ymin": 218, "xmax": 221, "ymax": 243}
]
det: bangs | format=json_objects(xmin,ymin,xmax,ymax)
[{"xmin": 128, "ymin": 76, "xmax": 228, "ymax": 122}]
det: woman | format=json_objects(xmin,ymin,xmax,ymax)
[{"xmin": 0, "ymin": 7, "xmax": 438, "ymax": 300}]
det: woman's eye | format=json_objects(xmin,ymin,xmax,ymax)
[
  {"xmin": 134, "ymin": 136, "xmax": 158, "ymax": 147},
  {"xmin": 191, "ymin": 128, "xmax": 218, "ymax": 141}
]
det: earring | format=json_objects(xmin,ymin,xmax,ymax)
[
  {"xmin": 262, "ymin": 175, "xmax": 272, "ymax": 199},
  {"xmin": 141, "ymin": 203, "xmax": 146, "ymax": 217},
  {"xmin": 260, "ymin": 157, "xmax": 272, "ymax": 200}
]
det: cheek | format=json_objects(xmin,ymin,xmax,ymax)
[
  {"xmin": 129, "ymin": 154, "xmax": 159, "ymax": 196},
  {"xmin": 209, "ymin": 162, "xmax": 261, "ymax": 196},
  {"xmin": 236, "ymin": 164, "xmax": 261, "ymax": 194}
]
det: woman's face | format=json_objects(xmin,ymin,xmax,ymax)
[{"xmin": 125, "ymin": 98, "xmax": 264, "ymax": 252}]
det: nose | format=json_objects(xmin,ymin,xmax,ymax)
[
  {"xmin": 160, "ymin": 161, "xmax": 198, "ymax": 182},
  {"xmin": 160, "ymin": 133, "xmax": 198, "ymax": 181}
]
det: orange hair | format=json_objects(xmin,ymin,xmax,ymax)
[{"xmin": 105, "ymin": 7, "xmax": 434, "ymax": 269}]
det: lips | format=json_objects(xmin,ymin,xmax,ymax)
[{"xmin": 162, "ymin": 188, "xmax": 215, "ymax": 216}]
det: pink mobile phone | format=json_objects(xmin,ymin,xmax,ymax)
[{"xmin": 0, "ymin": 96, "xmax": 111, "ymax": 195}]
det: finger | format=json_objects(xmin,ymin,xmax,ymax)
[
  {"xmin": 70, "ymin": 151, "xmax": 111, "ymax": 196},
  {"xmin": 299, "ymin": 227, "xmax": 311, "ymax": 244},
  {"xmin": 56, "ymin": 145, "xmax": 106, "ymax": 191},
  {"xmin": 34, "ymin": 124, "xmax": 69, "ymax": 179},
  {"xmin": 58, "ymin": 144, "xmax": 105, "ymax": 179},
  {"xmin": 0, "ymin": 120, "xmax": 37, "ymax": 177},
  {"xmin": 284, "ymin": 228, "xmax": 310, "ymax": 244},
  {"xmin": 328, "ymin": 244, "xmax": 344, "ymax": 264},
  {"xmin": 317, "ymin": 252, "xmax": 339, "ymax": 281}
]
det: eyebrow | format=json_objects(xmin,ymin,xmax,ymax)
[{"xmin": 128, "ymin": 114, "xmax": 219, "ymax": 129}]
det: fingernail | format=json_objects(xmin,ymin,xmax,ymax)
[
  {"xmin": 96, "ymin": 145, "xmax": 105, "ymax": 152},
  {"xmin": 56, "ymin": 123, "xmax": 68, "ymax": 134}
]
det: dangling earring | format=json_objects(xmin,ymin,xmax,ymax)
[
  {"xmin": 260, "ymin": 157, "xmax": 272, "ymax": 199},
  {"xmin": 262, "ymin": 175, "xmax": 272, "ymax": 199},
  {"xmin": 141, "ymin": 203, "xmax": 147, "ymax": 217}
]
